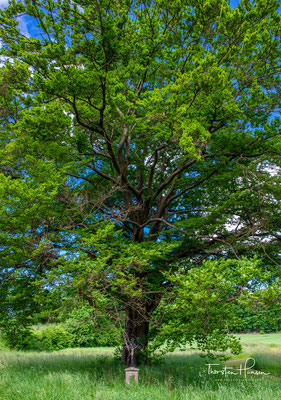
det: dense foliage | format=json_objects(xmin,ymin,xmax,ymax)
[
  {"xmin": 230, "ymin": 303, "xmax": 281, "ymax": 334},
  {"xmin": 2, "ymin": 304, "xmax": 121, "ymax": 350},
  {"xmin": 0, "ymin": 0, "xmax": 281, "ymax": 364}
]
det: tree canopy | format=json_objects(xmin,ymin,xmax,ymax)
[{"xmin": 0, "ymin": 0, "xmax": 281, "ymax": 363}]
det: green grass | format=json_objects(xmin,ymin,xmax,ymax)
[
  {"xmin": 222, "ymin": 332, "xmax": 281, "ymax": 382},
  {"xmin": 1, "ymin": 333, "xmax": 281, "ymax": 399},
  {"xmin": 236, "ymin": 332, "xmax": 281, "ymax": 346},
  {"xmin": 251, "ymin": 352, "xmax": 281, "ymax": 377},
  {"xmin": 0, "ymin": 342, "xmax": 281, "ymax": 400}
]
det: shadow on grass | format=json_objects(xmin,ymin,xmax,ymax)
[
  {"xmin": 1, "ymin": 350, "xmax": 218, "ymax": 385},
  {"xmin": 1, "ymin": 348, "xmax": 266, "ymax": 390},
  {"xmin": 1, "ymin": 349, "xmax": 249, "ymax": 387}
]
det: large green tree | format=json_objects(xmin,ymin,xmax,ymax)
[{"xmin": 1, "ymin": 0, "xmax": 281, "ymax": 364}]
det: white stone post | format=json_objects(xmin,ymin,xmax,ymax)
[{"xmin": 125, "ymin": 367, "xmax": 139, "ymax": 385}]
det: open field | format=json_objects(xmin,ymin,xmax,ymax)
[
  {"xmin": 236, "ymin": 333, "xmax": 281, "ymax": 346},
  {"xmin": 0, "ymin": 334, "xmax": 281, "ymax": 400},
  {"xmin": 230, "ymin": 333, "xmax": 281, "ymax": 377}
]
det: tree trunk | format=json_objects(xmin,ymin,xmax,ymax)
[
  {"xmin": 12, "ymin": 328, "xmax": 16, "ymax": 348},
  {"xmin": 122, "ymin": 299, "xmax": 158, "ymax": 365}
]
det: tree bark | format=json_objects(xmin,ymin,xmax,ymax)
[{"xmin": 122, "ymin": 295, "xmax": 161, "ymax": 366}]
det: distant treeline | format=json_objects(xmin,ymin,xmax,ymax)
[
  {"xmin": 1, "ymin": 302, "xmax": 281, "ymax": 351},
  {"xmin": 229, "ymin": 304, "xmax": 281, "ymax": 334}
]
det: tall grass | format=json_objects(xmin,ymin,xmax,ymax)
[
  {"xmin": 0, "ymin": 347, "xmax": 280, "ymax": 400},
  {"xmin": 253, "ymin": 352, "xmax": 281, "ymax": 377}
]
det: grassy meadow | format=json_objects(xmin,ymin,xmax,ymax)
[{"xmin": 0, "ymin": 334, "xmax": 281, "ymax": 400}]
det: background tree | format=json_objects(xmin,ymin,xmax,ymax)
[{"xmin": 0, "ymin": 0, "xmax": 281, "ymax": 364}]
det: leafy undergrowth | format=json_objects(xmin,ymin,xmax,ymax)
[
  {"xmin": 0, "ymin": 347, "xmax": 280, "ymax": 400},
  {"xmin": 0, "ymin": 336, "xmax": 8, "ymax": 351}
]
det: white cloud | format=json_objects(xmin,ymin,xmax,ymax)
[
  {"xmin": 17, "ymin": 15, "xmax": 31, "ymax": 38},
  {"xmin": 0, "ymin": 0, "xmax": 9, "ymax": 10}
]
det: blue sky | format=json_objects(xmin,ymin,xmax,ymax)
[
  {"xmin": 0, "ymin": 0, "xmax": 30, "ymax": 37},
  {"xmin": 0, "ymin": 0, "xmax": 242, "ymax": 39}
]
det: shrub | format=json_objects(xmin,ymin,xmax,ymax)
[
  {"xmin": 2, "ymin": 328, "xmax": 36, "ymax": 350},
  {"xmin": 64, "ymin": 306, "xmax": 121, "ymax": 347},
  {"xmin": 2, "ymin": 325, "xmax": 74, "ymax": 351},
  {"xmin": 33, "ymin": 325, "xmax": 74, "ymax": 351},
  {"xmin": 2, "ymin": 306, "xmax": 122, "ymax": 350}
]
